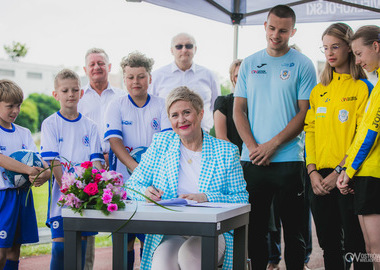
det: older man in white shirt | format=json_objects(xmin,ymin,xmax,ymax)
[
  {"xmin": 78, "ymin": 48, "xmax": 124, "ymax": 270},
  {"xmin": 149, "ymin": 33, "xmax": 220, "ymax": 132},
  {"xmin": 79, "ymin": 48, "xmax": 125, "ymax": 154}
]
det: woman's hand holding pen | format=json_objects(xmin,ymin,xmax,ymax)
[{"xmin": 145, "ymin": 185, "xmax": 164, "ymax": 201}]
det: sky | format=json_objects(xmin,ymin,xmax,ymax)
[{"xmin": 1, "ymin": 0, "xmax": 380, "ymax": 84}]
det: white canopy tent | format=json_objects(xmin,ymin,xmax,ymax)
[{"xmin": 126, "ymin": 0, "xmax": 380, "ymax": 59}]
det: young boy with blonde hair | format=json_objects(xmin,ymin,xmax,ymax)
[
  {"xmin": 40, "ymin": 69, "xmax": 104, "ymax": 270},
  {"xmin": 0, "ymin": 79, "xmax": 50, "ymax": 270},
  {"xmin": 104, "ymin": 51, "xmax": 171, "ymax": 270}
]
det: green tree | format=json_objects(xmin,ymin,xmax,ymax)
[
  {"xmin": 4, "ymin": 41, "xmax": 28, "ymax": 61},
  {"xmin": 28, "ymin": 93, "xmax": 60, "ymax": 131},
  {"xmin": 221, "ymin": 81, "xmax": 232, "ymax": 96},
  {"xmin": 15, "ymin": 99, "xmax": 39, "ymax": 132}
]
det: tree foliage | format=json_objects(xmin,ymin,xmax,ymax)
[
  {"xmin": 28, "ymin": 93, "xmax": 60, "ymax": 131},
  {"xmin": 221, "ymin": 81, "xmax": 232, "ymax": 96},
  {"xmin": 4, "ymin": 41, "xmax": 28, "ymax": 61},
  {"xmin": 15, "ymin": 99, "xmax": 39, "ymax": 132},
  {"xmin": 15, "ymin": 93, "xmax": 59, "ymax": 132}
]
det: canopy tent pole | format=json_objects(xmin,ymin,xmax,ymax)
[{"xmin": 233, "ymin": 24, "xmax": 239, "ymax": 60}]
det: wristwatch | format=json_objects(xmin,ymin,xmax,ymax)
[{"xmin": 334, "ymin": 165, "xmax": 344, "ymax": 174}]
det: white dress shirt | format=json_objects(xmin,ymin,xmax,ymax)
[
  {"xmin": 78, "ymin": 83, "xmax": 125, "ymax": 152},
  {"xmin": 149, "ymin": 62, "xmax": 220, "ymax": 132}
]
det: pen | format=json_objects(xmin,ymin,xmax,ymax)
[
  {"xmin": 152, "ymin": 185, "xmax": 162, "ymax": 200},
  {"xmin": 152, "ymin": 185, "xmax": 160, "ymax": 193}
]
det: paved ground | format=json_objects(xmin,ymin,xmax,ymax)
[
  {"xmin": 20, "ymin": 241, "xmax": 141, "ymax": 270},
  {"xmin": 20, "ymin": 221, "xmax": 325, "ymax": 269}
]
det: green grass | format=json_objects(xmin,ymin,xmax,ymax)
[
  {"xmin": 31, "ymin": 183, "xmax": 49, "ymax": 227},
  {"xmin": 21, "ymin": 243, "xmax": 51, "ymax": 257},
  {"xmin": 24, "ymin": 183, "xmax": 113, "ymax": 257},
  {"xmin": 20, "ymin": 235, "xmax": 113, "ymax": 258},
  {"xmin": 94, "ymin": 235, "xmax": 113, "ymax": 247},
  {"xmin": 21, "ymin": 137, "xmax": 114, "ymax": 257}
]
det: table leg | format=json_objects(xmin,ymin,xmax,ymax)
[
  {"xmin": 64, "ymin": 230, "xmax": 81, "ymax": 270},
  {"xmin": 112, "ymin": 233, "xmax": 128, "ymax": 270},
  {"xmin": 233, "ymin": 224, "xmax": 248, "ymax": 269},
  {"xmin": 202, "ymin": 236, "xmax": 218, "ymax": 269}
]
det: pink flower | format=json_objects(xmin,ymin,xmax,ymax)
[
  {"xmin": 61, "ymin": 172, "xmax": 76, "ymax": 188},
  {"xmin": 114, "ymin": 178, "xmax": 124, "ymax": 186},
  {"xmin": 75, "ymin": 180, "xmax": 84, "ymax": 189},
  {"xmin": 74, "ymin": 166, "xmax": 85, "ymax": 178},
  {"xmin": 92, "ymin": 169, "xmax": 98, "ymax": 174},
  {"xmin": 60, "ymin": 188, "xmax": 68, "ymax": 194},
  {"xmin": 107, "ymin": 203, "xmax": 118, "ymax": 212},
  {"xmin": 121, "ymin": 190, "xmax": 127, "ymax": 200},
  {"xmin": 101, "ymin": 171, "xmax": 113, "ymax": 181},
  {"xmin": 94, "ymin": 174, "xmax": 102, "ymax": 183},
  {"xmin": 103, "ymin": 188, "xmax": 113, "ymax": 195},
  {"xmin": 65, "ymin": 193, "xmax": 82, "ymax": 208},
  {"xmin": 81, "ymin": 161, "xmax": 93, "ymax": 169},
  {"xmin": 84, "ymin": 183, "xmax": 98, "ymax": 196},
  {"xmin": 102, "ymin": 193, "xmax": 112, "ymax": 204},
  {"xmin": 101, "ymin": 171, "xmax": 124, "ymax": 184}
]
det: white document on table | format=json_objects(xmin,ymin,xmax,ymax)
[{"xmin": 146, "ymin": 199, "xmax": 242, "ymax": 208}]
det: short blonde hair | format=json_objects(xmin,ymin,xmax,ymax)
[
  {"xmin": 229, "ymin": 59, "xmax": 242, "ymax": 86},
  {"xmin": 0, "ymin": 79, "xmax": 23, "ymax": 104},
  {"xmin": 54, "ymin": 69, "xmax": 81, "ymax": 90},
  {"xmin": 120, "ymin": 51, "xmax": 154, "ymax": 74},
  {"xmin": 166, "ymin": 86, "xmax": 203, "ymax": 115},
  {"xmin": 85, "ymin": 48, "xmax": 109, "ymax": 64}
]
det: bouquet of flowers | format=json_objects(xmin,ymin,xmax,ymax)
[{"xmin": 58, "ymin": 161, "xmax": 127, "ymax": 216}]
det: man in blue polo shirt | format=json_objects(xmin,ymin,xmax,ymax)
[{"xmin": 234, "ymin": 5, "xmax": 317, "ymax": 269}]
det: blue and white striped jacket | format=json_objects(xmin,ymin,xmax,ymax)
[{"xmin": 128, "ymin": 130, "xmax": 248, "ymax": 269}]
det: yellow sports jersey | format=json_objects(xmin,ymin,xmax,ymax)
[
  {"xmin": 305, "ymin": 72, "xmax": 372, "ymax": 170},
  {"xmin": 345, "ymin": 68, "xmax": 380, "ymax": 178}
]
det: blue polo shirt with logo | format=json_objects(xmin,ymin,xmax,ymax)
[{"xmin": 234, "ymin": 48, "xmax": 316, "ymax": 162}]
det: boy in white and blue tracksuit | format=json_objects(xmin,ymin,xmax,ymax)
[
  {"xmin": 0, "ymin": 79, "xmax": 50, "ymax": 270},
  {"xmin": 40, "ymin": 69, "xmax": 104, "ymax": 270}
]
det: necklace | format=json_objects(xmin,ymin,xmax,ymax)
[
  {"xmin": 185, "ymin": 149, "xmax": 197, "ymax": 164},
  {"xmin": 181, "ymin": 144, "xmax": 201, "ymax": 164}
]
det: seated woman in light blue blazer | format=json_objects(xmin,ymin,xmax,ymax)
[{"xmin": 128, "ymin": 86, "xmax": 249, "ymax": 270}]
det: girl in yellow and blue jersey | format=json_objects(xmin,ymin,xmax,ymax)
[
  {"xmin": 337, "ymin": 25, "xmax": 380, "ymax": 269},
  {"xmin": 305, "ymin": 23, "xmax": 373, "ymax": 270}
]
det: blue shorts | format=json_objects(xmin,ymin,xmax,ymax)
[
  {"xmin": 48, "ymin": 216, "xmax": 97, "ymax": 239},
  {"xmin": 0, "ymin": 189, "xmax": 38, "ymax": 248},
  {"xmin": 127, "ymin": 233, "xmax": 145, "ymax": 243}
]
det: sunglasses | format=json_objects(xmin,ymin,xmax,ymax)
[{"xmin": 174, "ymin": 44, "xmax": 194, "ymax": 50}]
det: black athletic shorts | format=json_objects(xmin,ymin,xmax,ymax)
[{"xmin": 353, "ymin": 176, "xmax": 380, "ymax": 215}]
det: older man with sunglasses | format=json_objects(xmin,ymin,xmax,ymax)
[{"xmin": 149, "ymin": 33, "xmax": 220, "ymax": 132}]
